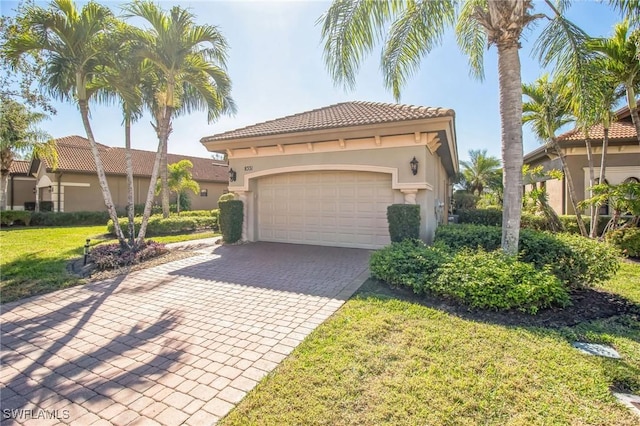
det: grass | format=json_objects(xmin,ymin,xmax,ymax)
[
  {"xmin": 0, "ymin": 226, "xmax": 218, "ymax": 304},
  {"xmin": 221, "ymin": 262, "xmax": 640, "ymax": 426}
]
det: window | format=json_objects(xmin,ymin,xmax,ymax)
[{"xmin": 200, "ymin": 189, "xmax": 208, "ymax": 197}]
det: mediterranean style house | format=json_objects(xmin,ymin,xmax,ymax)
[
  {"xmin": 7, "ymin": 135, "xmax": 228, "ymax": 212},
  {"xmin": 523, "ymin": 102, "xmax": 640, "ymax": 215},
  {"xmin": 201, "ymin": 101, "xmax": 459, "ymax": 249}
]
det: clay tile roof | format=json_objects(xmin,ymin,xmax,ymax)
[
  {"xmin": 43, "ymin": 135, "xmax": 227, "ymax": 182},
  {"xmin": 556, "ymin": 121, "xmax": 637, "ymax": 142},
  {"xmin": 202, "ymin": 101, "xmax": 455, "ymax": 142},
  {"xmin": 9, "ymin": 160, "xmax": 31, "ymax": 174}
]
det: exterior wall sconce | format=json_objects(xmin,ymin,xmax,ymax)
[
  {"xmin": 410, "ymin": 157, "xmax": 419, "ymax": 176},
  {"xmin": 33, "ymin": 187, "xmax": 36, "ymax": 194},
  {"xmin": 49, "ymin": 185, "xmax": 53, "ymax": 193},
  {"xmin": 228, "ymin": 168, "xmax": 237, "ymax": 182}
]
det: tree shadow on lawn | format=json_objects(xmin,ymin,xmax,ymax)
[{"xmin": 357, "ymin": 279, "xmax": 640, "ymax": 393}]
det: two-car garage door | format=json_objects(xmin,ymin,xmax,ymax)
[{"xmin": 258, "ymin": 171, "xmax": 394, "ymax": 249}]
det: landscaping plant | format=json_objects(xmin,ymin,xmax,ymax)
[{"xmin": 386, "ymin": 204, "xmax": 421, "ymax": 242}]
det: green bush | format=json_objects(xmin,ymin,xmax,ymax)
[
  {"xmin": 107, "ymin": 215, "xmax": 217, "ymax": 237},
  {"xmin": 30, "ymin": 211, "xmax": 111, "ymax": 226},
  {"xmin": 218, "ymin": 193, "xmax": 236, "ymax": 203},
  {"xmin": 433, "ymin": 249, "xmax": 570, "ymax": 314},
  {"xmin": 457, "ymin": 209, "xmax": 502, "ymax": 226},
  {"xmin": 435, "ymin": 224, "xmax": 620, "ymax": 288},
  {"xmin": 40, "ymin": 201, "xmax": 54, "ymax": 212},
  {"xmin": 219, "ymin": 200, "xmax": 243, "ymax": 243},
  {"xmin": 558, "ymin": 215, "xmax": 611, "ymax": 235},
  {"xmin": 387, "ymin": 204, "xmax": 421, "ymax": 242},
  {"xmin": 452, "ymin": 191, "xmax": 478, "ymax": 212},
  {"xmin": 606, "ymin": 227, "xmax": 640, "ymax": 258},
  {"xmin": 0, "ymin": 210, "xmax": 32, "ymax": 226},
  {"xmin": 520, "ymin": 214, "xmax": 556, "ymax": 231},
  {"xmin": 369, "ymin": 239, "xmax": 450, "ymax": 294}
]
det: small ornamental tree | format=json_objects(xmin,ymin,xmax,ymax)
[{"xmin": 219, "ymin": 199, "xmax": 243, "ymax": 243}]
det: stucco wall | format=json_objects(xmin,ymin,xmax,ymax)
[{"xmin": 9, "ymin": 177, "xmax": 36, "ymax": 210}]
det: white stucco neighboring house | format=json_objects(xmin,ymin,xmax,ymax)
[{"xmin": 201, "ymin": 101, "xmax": 459, "ymax": 249}]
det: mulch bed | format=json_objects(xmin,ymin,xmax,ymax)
[
  {"xmin": 67, "ymin": 249, "xmax": 199, "ymax": 283},
  {"xmin": 358, "ymin": 272, "xmax": 640, "ymax": 329}
]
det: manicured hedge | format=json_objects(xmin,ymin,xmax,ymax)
[
  {"xmin": 107, "ymin": 215, "xmax": 217, "ymax": 237},
  {"xmin": 605, "ymin": 227, "xmax": 640, "ymax": 258},
  {"xmin": 219, "ymin": 200, "xmax": 243, "ymax": 243},
  {"xmin": 31, "ymin": 211, "xmax": 111, "ymax": 226},
  {"xmin": 456, "ymin": 209, "xmax": 503, "ymax": 226},
  {"xmin": 0, "ymin": 210, "xmax": 32, "ymax": 226},
  {"xmin": 434, "ymin": 224, "xmax": 620, "ymax": 288},
  {"xmin": 432, "ymin": 249, "xmax": 569, "ymax": 314},
  {"xmin": 369, "ymin": 239, "xmax": 449, "ymax": 293},
  {"xmin": 387, "ymin": 204, "xmax": 421, "ymax": 242}
]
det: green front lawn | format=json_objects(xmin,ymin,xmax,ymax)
[
  {"xmin": 222, "ymin": 262, "xmax": 640, "ymax": 425},
  {"xmin": 0, "ymin": 226, "xmax": 218, "ymax": 303}
]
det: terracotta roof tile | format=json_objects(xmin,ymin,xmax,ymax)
[
  {"xmin": 42, "ymin": 136, "xmax": 227, "ymax": 182},
  {"xmin": 202, "ymin": 101, "xmax": 455, "ymax": 142},
  {"xmin": 9, "ymin": 160, "xmax": 31, "ymax": 175},
  {"xmin": 556, "ymin": 121, "xmax": 637, "ymax": 142}
]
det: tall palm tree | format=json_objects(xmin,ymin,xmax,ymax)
[
  {"xmin": 93, "ymin": 22, "xmax": 146, "ymax": 246},
  {"xmin": 587, "ymin": 21, "xmax": 640, "ymax": 145},
  {"xmin": 0, "ymin": 97, "xmax": 57, "ymax": 210},
  {"xmin": 460, "ymin": 149, "xmax": 501, "ymax": 196},
  {"xmin": 522, "ymin": 74, "xmax": 588, "ymax": 236},
  {"xmin": 5, "ymin": 0, "xmax": 127, "ymax": 244},
  {"xmin": 320, "ymin": 0, "xmax": 588, "ymax": 255},
  {"xmin": 157, "ymin": 160, "xmax": 200, "ymax": 215},
  {"xmin": 124, "ymin": 1, "xmax": 235, "ymax": 219}
]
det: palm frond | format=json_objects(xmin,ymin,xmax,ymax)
[{"xmin": 455, "ymin": 0, "xmax": 487, "ymax": 81}]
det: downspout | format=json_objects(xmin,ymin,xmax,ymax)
[
  {"xmin": 57, "ymin": 172, "xmax": 62, "ymax": 212},
  {"xmin": 10, "ymin": 174, "xmax": 14, "ymax": 210}
]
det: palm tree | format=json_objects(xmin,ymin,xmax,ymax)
[
  {"xmin": 460, "ymin": 149, "xmax": 501, "ymax": 196},
  {"xmin": 522, "ymin": 74, "xmax": 588, "ymax": 236},
  {"xmin": 0, "ymin": 97, "xmax": 57, "ymax": 210},
  {"xmin": 93, "ymin": 22, "xmax": 147, "ymax": 246},
  {"xmin": 587, "ymin": 21, "xmax": 640, "ymax": 145},
  {"xmin": 157, "ymin": 160, "xmax": 200, "ymax": 215},
  {"xmin": 5, "ymin": 0, "xmax": 127, "ymax": 244},
  {"xmin": 124, "ymin": 1, "xmax": 235, "ymax": 219},
  {"xmin": 320, "ymin": 0, "xmax": 588, "ymax": 255}
]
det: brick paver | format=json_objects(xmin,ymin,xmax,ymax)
[{"xmin": 0, "ymin": 242, "xmax": 369, "ymax": 425}]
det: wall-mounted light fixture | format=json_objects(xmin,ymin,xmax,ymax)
[
  {"xmin": 48, "ymin": 186, "xmax": 53, "ymax": 193},
  {"xmin": 410, "ymin": 157, "xmax": 419, "ymax": 176},
  {"xmin": 228, "ymin": 168, "xmax": 237, "ymax": 183},
  {"xmin": 33, "ymin": 187, "xmax": 36, "ymax": 194}
]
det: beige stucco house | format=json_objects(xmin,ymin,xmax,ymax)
[
  {"xmin": 5, "ymin": 160, "xmax": 36, "ymax": 210},
  {"xmin": 14, "ymin": 136, "xmax": 228, "ymax": 212},
  {"xmin": 524, "ymin": 102, "xmax": 640, "ymax": 215},
  {"xmin": 201, "ymin": 101, "xmax": 459, "ymax": 249}
]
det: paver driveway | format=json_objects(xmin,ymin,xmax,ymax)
[{"xmin": 0, "ymin": 242, "xmax": 371, "ymax": 425}]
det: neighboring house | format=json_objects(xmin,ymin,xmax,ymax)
[
  {"xmin": 16, "ymin": 135, "xmax": 228, "ymax": 212},
  {"xmin": 201, "ymin": 101, "xmax": 459, "ymax": 249},
  {"xmin": 6, "ymin": 160, "xmax": 36, "ymax": 210},
  {"xmin": 523, "ymin": 102, "xmax": 640, "ymax": 215}
]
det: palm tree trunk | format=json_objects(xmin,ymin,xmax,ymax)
[
  {"xmin": 595, "ymin": 127, "xmax": 609, "ymax": 238},
  {"xmin": 176, "ymin": 192, "xmax": 180, "ymax": 214},
  {"xmin": 625, "ymin": 84, "xmax": 640, "ymax": 145},
  {"xmin": 161, "ymin": 140, "xmax": 170, "ymax": 218},
  {"xmin": 124, "ymin": 114, "xmax": 135, "ymax": 248},
  {"xmin": 78, "ymin": 99, "xmax": 127, "ymax": 246},
  {"xmin": 550, "ymin": 138, "xmax": 587, "ymax": 236},
  {"xmin": 0, "ymin": 171, "xmax": 8, "ymax": 211},
  {"xmin": 585, "ymin": 137, "xmax": 597, "ymax": 238},
  {"xmin": 496, "ymin": 42, "xmax": 523, "ymax": 255}
]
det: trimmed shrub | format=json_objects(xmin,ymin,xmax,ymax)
[
  {"xmin": 558, "ymin": 215, "xmax": 611, "ymax": 235},
  {"xmin": 24, "ymin": 202, "xmax": 36, "ymax": 211},
  {"xmin": 218, "ymin": 193, "xmax": 236, "ymax": 203},
  {"xmin": 387, "ymin": 204, "xmax": 420, "ymax": 242},
  {"xmin": 369, "ymin": 239, "xmax": 450, "ymax": 294},
  {"xmin": 89, "ymin": 240, "xmax": 168, "ymax": 270},
  {"xmin": 606, "ymin": 227, "xmax": 640, "ymax": 258},
  {"xmin": 0, "ymin": 210, "xmax": 32, "ymax": 226},
  {"xmin": 219, "ymin": 200, "xmax": 243, "ymax": 243},
  {"xmin": 432, "ymin": 249, "xmax": 570, "ymax": 314},
  {"xmin": 435, "ymin": 224, "xmax": 620, "ymax": 288},
  {"xmin": 30, "ymin": 211, "xmax": 111, "ymax": 226},
  {"xmin": 107, "ymin": 215, "xmax": 217, "ymax": 237},
  {"xmin": 520, "ymin": 214, "xmax": 555, "ymax": 231},
  {"xmin": 40, "ymin": 201, "xmax": 54, "ymax": 212},
  {"xmin": 457, "ymin": 209, "xmax": 502, "ymax": 226},
  {"xmin": 452, "ymin": 191, "xmax": 478, "ymax": 212}
]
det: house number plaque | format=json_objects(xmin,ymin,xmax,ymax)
[{"xmin": 245, "ymin": 166, "xmax": 253, "ymax": 171}]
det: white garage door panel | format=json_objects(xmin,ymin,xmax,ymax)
[{"xmin": 258, "ymin": 171, "xmax": 393, "ymax": 249}]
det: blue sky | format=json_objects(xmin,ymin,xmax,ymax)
[{"xmin": 2, "ymin": 1, "xmax": 625, "ymax": 162}]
